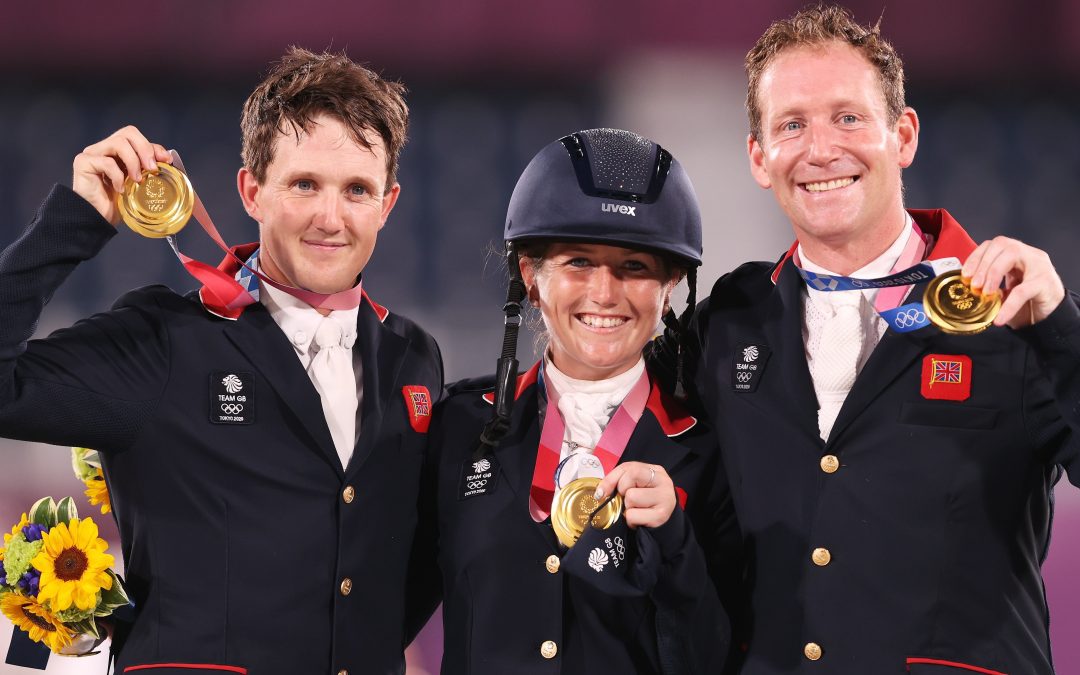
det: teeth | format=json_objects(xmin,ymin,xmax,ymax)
[
  {"xmin": 580, "ymin": 315, "xmax": 626, "ymax": 328},
  {"xmin": 804, "ymin": 177, "xmax": 856, "ymax": 192}
]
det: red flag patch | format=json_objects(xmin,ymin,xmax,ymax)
[
  {"xmin": 920, "ymin": 354, "xmax": 972, "ymax": 401},
  {"xmin": 402, "ymin": 385, "xmax": 432, "ymax": 433}
]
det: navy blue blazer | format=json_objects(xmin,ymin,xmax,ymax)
[
  {"xmin": 683, "ymin": 209, "xmax": 1080, "ymax": 674},
  {"xmin": 423, "ymin": 361, "xmax": 738, "ymax": 674},
  {"xmin": 0, "ymin": 186, "xmax": 444, "ymax": 674}
]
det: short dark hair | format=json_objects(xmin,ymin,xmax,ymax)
[
  {"xmin": 745, "ymin": 5, "xmax": 905, "ymax": 141},
  {"xmin": 240, "ymin": 46, "xmax": 409, "ymax": 191}
]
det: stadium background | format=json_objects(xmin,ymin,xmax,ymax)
[{"xmin": 1, "ymin": 0, "xmax": 1078, "ymax": 671}]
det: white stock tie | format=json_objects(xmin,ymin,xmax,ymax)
[
  {"xmin": 308, "ymin": 317, "xmax": 357, "ymax": 468},
  {"xmin": 812, "ymin": 293, "xmax": 864, "ymax": 442}
]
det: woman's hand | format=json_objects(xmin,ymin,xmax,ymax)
[{"xmin": 594, "ymin": 461, "xmax": 676, "ymax": 529}]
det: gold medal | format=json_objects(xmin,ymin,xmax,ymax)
[
  {"xmin": 923, "ymin": 269, "xmax": 1001, "ymax": 335},
  {"xmin": 116, "ymin": 162, "xmax": 194, "ymax": 238},
  {"xmin": 550, "ymin": 477, "xmax": 623, "ymax": 548}
]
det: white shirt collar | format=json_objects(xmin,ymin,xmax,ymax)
[
  {"xmin": 543, "ymin": 355, "xmax": 645, "ymax": 398},
  {"xmin": 259, "ymin": 271, "xmax": 359, "ymax": 358},
  {"xmin": 800, "ymin": 212, "xmax": 915, "ymax": 307}
]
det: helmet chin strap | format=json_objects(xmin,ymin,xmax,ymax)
[{"xmin": 474, "ymin": 241, "xmax": 528, "ymax": 460}]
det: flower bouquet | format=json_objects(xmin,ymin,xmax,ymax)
[
  {"xmin": 0, "ymin": 496, "xmax": 129, "ymax": 655},
  {"xmin": 72, "ymin": 447, "xmax": 111, "ymax": 515}
]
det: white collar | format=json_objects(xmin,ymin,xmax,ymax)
[
  {"xmin": 800, "ymin": 212, "xmax": 915, "ymax": 307},
  {"xmin": 544, "ymin": 355, "xmax": 645, "ymax": 398},
  {"xmin": 259, "ymin": 273, "xmax": 359, "ymax": 356}
]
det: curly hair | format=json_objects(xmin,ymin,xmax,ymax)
[
  {"xmin": 745, "ymin": 5, "xmax": 905, "ymax": 141},
  {"xmin": 240, "ymin": 46, "xmax": 408, "ymax": 191}
]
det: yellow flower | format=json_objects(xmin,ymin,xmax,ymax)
[
  {"xmin": 84, "ymin": 469, "xmax": 111, "ymax": 515},
  {"xmin": 1, "ymin": 513, "xmax": 29, "ymax": 564},
  {"xmin": 0, "ymin": 592, "xmax": 74, "ymax": 652},
  {"xmin": 32, "ymin": 518, "xmax": 113, "ymax": 612}
]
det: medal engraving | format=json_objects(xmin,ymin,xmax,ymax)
[
  {"xmin": 117, "ymin": 162, "xmax": 195, "ymax": 238},
  {"xmin": 551, "ymin": 477, "xmax": 622, "ymax": 548},
  {"xmin": 923, "ymin": 270, "xmax": 1001, "ymax": 335}
]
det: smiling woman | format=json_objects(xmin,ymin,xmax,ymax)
[{"xmin": 420, "ymin": 128, "xmax": 740, "ymax": 674}]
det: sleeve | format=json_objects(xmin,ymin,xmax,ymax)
[
  {"xmin": 641, "ymin": 441, "xmax": 743, "ymax": 675},
  {"xmin": 402, "ymin": 341, "xmax": 447, "ymax": 643},
  {"xmin": 0, "ymin": 185, "xmax": 169, "ymax": 451},
  {"xmin": 1017, "ymin": 291, "xmax": 1080, "ymax": 488}
]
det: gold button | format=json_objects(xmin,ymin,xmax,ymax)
[
  {"xmin": 811, "ymin": 548, "xmax": 832, "ymax": 566},
  {"xmin": 540, "ymin": 640, "xmax": 558, "ymax": 659},
  {"xmin": 820, "ymin": 455, "xmax": 839, "ymax": 473},
  {"xmin": 804, "ymin": 642, "xmax": 822, "ymax": 661},
  {"xmin": 340, "ymin": 578, "xmax": 353, "ymax": 596},
  {"xmin": 545, "ymin": 555, "xmax": 560, "ymax": 574},
  {"xmin": 342, "ymin": 486, "xmax": 355, "ymax": 504}
]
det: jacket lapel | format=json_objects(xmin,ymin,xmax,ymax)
[
  {"xmin": 827, "ymin": 209, "xmax": 978, "ymax": 445},
  {"xmin": 346, "ymin": 295, "xmax": 410, "ymax": 475},
  {"xmin": 221, "ymin": 302, "xmax": 342, "ymax": 474},
  {"xmin": 761, "ymin": 259, "xmax": 824, "ymax": 444}
]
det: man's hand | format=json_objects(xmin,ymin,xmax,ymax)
[
  {"xmin": 594, "ymin": 461, "xmax": 677, "ymax": 529},
  {"xmin": 961, "ymin": 236, "xmax": 1066, "ymax": 328},
  {"xmin": 72, "ymin": 126, "xmax": 173, "ymax": 226}
]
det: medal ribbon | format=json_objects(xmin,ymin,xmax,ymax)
[
  {"xmin": 164, "ymin": 152, "xmax": 367, "ymax": 314},
  {"xmin": 795, "ymin": 225, "xmax": 960, "ymax": 333},
  {"xmin": 529, "ymin": 364, "xmax": 650, "ymax": 522}
]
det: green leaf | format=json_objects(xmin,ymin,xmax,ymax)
[
  {"xmin": 69, "ymin": 618, "xmax": 99, "ymax": 639},
  {"xmin": 98, "ymin": 571, "xmax": 130, "ymax": 609},
  {"xmin": 28, "ymin": 497, "xmax": 57, "ymax": 529},
  {"xmin": 55, "ymin": 497, "xmax": 78, "ymax": 525}
]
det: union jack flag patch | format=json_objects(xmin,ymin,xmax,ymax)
[
  {"xmin": 402, "ymin": 385, "xmax": 432, "ymax": 433},
  {"xmin": 920, "ymin": 354, "xmax": 972, "ymax": 401}
]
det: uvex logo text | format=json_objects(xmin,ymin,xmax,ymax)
[{"xmin": 601, "ymin": 203, "xmax": 636, "ymax": 216}]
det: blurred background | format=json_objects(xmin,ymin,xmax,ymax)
[{"xmin": 1, "ymin": 0, "xmax": 1079, "ymax": 672}]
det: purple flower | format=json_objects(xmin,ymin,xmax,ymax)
[
  {"xmin": 0, "ymin": 569, "xmax": 7, "ymax": 587},
  {"xmin": 21, "ymin": 523, "xmax": 46, "ymax": 542},
  {"xmin": 17, "ymin": 569, "xmax": 40, "ymax": 597}
]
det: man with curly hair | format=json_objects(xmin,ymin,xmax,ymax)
[{"xmin": 0, "ymin": 48, "xmax": 442, "ymax": 674}]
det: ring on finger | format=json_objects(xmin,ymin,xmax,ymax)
[{"xmin": 646, "ymin": 466, "xmax": 656, "ymax": 488}]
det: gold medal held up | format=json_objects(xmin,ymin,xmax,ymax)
[
  {"xmin": 551, "ymin": 477, "xmax": 623, "ymax": 548},
  {"xmin": 923, "ymin": 269, "xmax": 1002, "ymax": 335},
  {"xmin": 116, "ymin": 162, "xmax": 194, "ymax": 238}
]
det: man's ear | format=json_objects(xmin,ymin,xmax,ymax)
[
  {"xmin": 237, "ymin": 167, "xmax": 262, "ymax": 221},
  {"xmin": 378, "ymin": 183, "xmax": 401, "ymax": 231},
  {"xmin": 895, "ymin": 107, "xmax": 920, "ymax": 169},
  {"xmin": 748, "ymin": 133, "xmax": 773, "ymax": 190}
]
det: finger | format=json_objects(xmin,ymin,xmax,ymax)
[
  {"xmin": 77, "ymin": 153, "xmax": 127, "ymax": 194},
  {"xmin": 594, "ymin": 465, "xmax": 628, "ymax": 500},
  {"xmin": 114, "ymin": 125, "xmax": 161, "ymax": 173},
  {"xmin": 960, "ymin": 240, "xmax": 992, "ymax": 280},
  {"xmin": 152, "ymin": 144, "xmax": 173, "ymax": 164},
  {"xmin": 975, "ymin": 243, "xmax": 1022, "ymax": 299},
  {"xmin": 968, "ymin": 239, "xmax": 1010, "ymax": 294},
  {"xmin": 995, "ymin": 281, "xmax": 1035, "ymax": 327}
]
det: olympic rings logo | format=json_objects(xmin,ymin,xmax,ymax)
[
  {"xmin": 613, "ymin": 536, "xmax": 626, "ymax": 559},
  {"xmin": 850, "ymin": 279, "xmax": 869, "ymax": 288},
  {"xmin": 893, "ymin": 308, "xmax": 926, "ymax": 328},
  {"xmin": 220, "ymin": 403, "xmax": 244, "ymax": 415},
  {"xmin": 467, "ymin": 479, "xmax": 488, "ymax": 490},
  {"xmin": 736, "ymin": 372, "xmax": 752, "ymax": 383}
]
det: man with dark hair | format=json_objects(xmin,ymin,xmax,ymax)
[
  {"xmin": 681, "ymin": 5, "xmax": 1080, "ymax": 673},
  {"xmin": 0, "ymin": 47, "xmax": 442, "ymax": 674}
]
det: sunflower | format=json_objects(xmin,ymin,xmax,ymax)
[
  {"xmin": 84, "ymin": 468, "xmax": 112, "ymax": 515},
  {"xmin": 1, "ymin": 592, "xmax": 74, "ymax": 652},
  {"xmin": 32, "ymin": 518, "xmax": 113, "ymax": 612}
]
